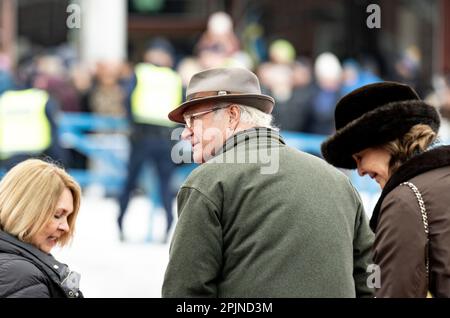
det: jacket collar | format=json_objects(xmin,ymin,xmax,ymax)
[
  {"xmin": 0, "ymin": 230, "xmax": 81, "ymax": 297},
  {"xmin": 216, "ymin": 127, "xmax": 285, "ymax": 157},
  {"xmin": 370, "ymin": 145, "xmax": 450, "ymax": 231},
  {"xmin": 0, "ymin": 230, "xmax": 65, "ymax": 275}
]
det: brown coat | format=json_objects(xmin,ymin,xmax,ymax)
[{"xmin": 370, "ymin": 145, "xmax": 450, "ymax": 297}]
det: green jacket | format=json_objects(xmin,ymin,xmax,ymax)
[{"xmin": 162, "ymin": 128, "xmax": 374, "ymax": 297}]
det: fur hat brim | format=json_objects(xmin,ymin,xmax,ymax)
[{"xmin": 321, "ymin": 100, "xmax": 441, "ymax": 169}]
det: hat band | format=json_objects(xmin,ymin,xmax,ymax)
[{"xmin": 186, "ymin": 90, "xmax": 244, "ymax": 101}]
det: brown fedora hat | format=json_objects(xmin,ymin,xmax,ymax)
[{"xmin": 168, "ymin": 67, "xmax": 275, "ymax": 123}]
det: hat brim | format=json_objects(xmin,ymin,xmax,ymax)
[
  {"xmin": 321, "ymin": 100, "xmax": 441, "ymax": 169},
  {"xmin": 168, "ymin": 94, "xmax": 275, "ymax": 123}
]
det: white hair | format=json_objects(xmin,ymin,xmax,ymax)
[
  {"xmin": 237, "ymin": 105, "xmax": 278, "ymax": 130},
  {"xmin": 213, "ymin": 102, "xmax": 278, "ymax": 130}
]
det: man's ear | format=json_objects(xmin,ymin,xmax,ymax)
[{"xmin": 228, "ymin": 104, "xmax": 241, "ymax": 125}]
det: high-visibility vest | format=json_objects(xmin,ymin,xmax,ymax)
[
  {"xmin": 131, "ymin": 63, "xmax": 182, "ymax": 127},
  {"xmin": 0, "ymin": 89, "xmax": 51, "ymax": 159}
]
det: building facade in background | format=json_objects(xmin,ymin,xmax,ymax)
[{"xmin": 0, "ymin": 0, "xmax": 449, "ymax": 94}]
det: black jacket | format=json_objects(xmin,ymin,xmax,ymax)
[{"xmin": 0, "ymin": 230, "xmax": 83, "ymax": 298}]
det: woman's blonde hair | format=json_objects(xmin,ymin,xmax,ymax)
[
  {"xmin": 382, "ymin": 124, "xmax": 438, "ymax": 174},
  {"xmin": 0, "ymin": 159, "xmax": 81, "ymax": 247}
]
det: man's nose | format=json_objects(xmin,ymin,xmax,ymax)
[{"xmin": 181, "ymin": 126, "xmax": 193, "ymax": 141}]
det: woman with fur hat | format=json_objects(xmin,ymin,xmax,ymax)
[{"xmin": 321, "ymin": 82, "xmax": 450, "ymax": 297}]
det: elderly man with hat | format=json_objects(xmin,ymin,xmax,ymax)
[
  {"xmin": 162, "ymin": 67, "xmax": 374, "ymax": 298},
  {"xmin": 321, "ymin": 82, "xmax": 450, "ymax": 297}
]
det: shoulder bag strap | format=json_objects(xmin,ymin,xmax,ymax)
[{"xmin": 401, "ymin": 181, "xmax": 430, "ymax": 281}]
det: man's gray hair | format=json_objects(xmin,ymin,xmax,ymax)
[
  {"xmin": 237, "ymin": 104, "xmax": 278, "ymax": 130},
  {"xmin": 214, "ymin": 102, "xmax": 278, "ymax": 130}
]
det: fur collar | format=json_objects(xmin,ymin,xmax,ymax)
[{"xmin": 370, "ymin": 145, "xmax": 450, "ymax": 231}]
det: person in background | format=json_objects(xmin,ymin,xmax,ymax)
[
  {"xmin": 0, "ymin": 159, "xmax": 83, "ymax": 298},
  {"xmin": 0, "ymin": 76, "xmax": 67, "ymax": 170},
  {"xmin": 32, "ymin": 54, "xmax": 81, "ymax": 113},
  {"xmin": 341, "ymin": 59, "xmax": 381, "ymax": 96},
  {"xmin": 89, "ymin": 60, "xmax": 126, "ymax": 117},
  {"xmin": 69, "ymin": 63, "xmax": 93, "ymax": 114},
  {"xmin": 176, "ymin": 56, "xmax": 202, "ymax": 100},
  {"xmin": 304, "ymin": 52, "xmax": 343, "ymax": 136},
  {"xmin": 0, "ymin": 52, "xmax": 14, "ymax": 95},
  {"xmin": 162, "ymin": 67, "xmax": 374, "ymax": 297},
  {"xmin": 426, "ymin": 74, "xmax": 450, "ymax": 143},
  {"xmin": 196, "ymin": 11, "xmax": 240, "ymax": 58},
  {"xmin": 117, "ymin": 38, "xmax": 182, "ymax": 242},
  {"xmin": 321, "ymin": 82, "xmax": 450, "ymax": 297},
  {"xmin": 292, "ymin": 57, "xmax": 313, "ymax": 90},
  {"xmin": 259, "ymin": 40, "xmax": 313, "ymax": 132},
  {"xmin": 391, "ymin": 46, "xmax": 424, "ymax": 96},
  {"xmin": 196, "ymin": 12, "xmax": 240, "ymax": 70}
]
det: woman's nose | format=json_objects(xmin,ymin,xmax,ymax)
[
  {"xmin": 357, "ymin": 164, "xmax": 366, "ymax": 177},
  {"xmin": 58, "ymin": 219, "xmax": 70, "ymax": 232}
]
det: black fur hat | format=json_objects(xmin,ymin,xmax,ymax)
[{"xmin": 321, "ymin": 82, "xmax": 441, "ymax": 169}]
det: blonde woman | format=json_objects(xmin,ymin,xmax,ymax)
[
  {"xmin": 0, "ymin": 159, "xmax": 83, "ymax": 298},
  {"xmin": 321, "ymin": 82, "xmax": 450, "ymax": 297}
]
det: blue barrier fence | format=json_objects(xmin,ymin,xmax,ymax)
[{"xmin": 59, "ymin": 113, "xmax": 129, "ymax": 194}]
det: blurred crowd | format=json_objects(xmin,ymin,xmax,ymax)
[{"xmin": 0, "ymin": 11, "xmax": 449, "ymax": 170}]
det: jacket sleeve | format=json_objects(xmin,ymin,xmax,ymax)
[
  {"xmin": 7, "ymin": 283, "xmax": 51, "ymax": 298},
  {"xmin": 0, "ymin": 259, "xmax": 51, "ymax": 298},
  {"xmin": 162, "ymin": 187, "xmax": 223, "ymax": 298},
  {"xmin": 351, "ymin": 186, "xmax": 376, "ymax": 298},
  {"xmin": 373, "ymin": 186, "xmax": 428, "ymax": 297}
]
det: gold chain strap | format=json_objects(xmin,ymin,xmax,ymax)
[{"xmin": 401, "ymin": 181, "xmax": 430, "ymax": 277}]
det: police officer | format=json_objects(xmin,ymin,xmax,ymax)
[
  {"xmin": 0, "ymin": 87, "xmax": 65, "ymax": 170},
  {"xmin": 117, "ymin": 38, "xmax": 182, "ymax": 242}
]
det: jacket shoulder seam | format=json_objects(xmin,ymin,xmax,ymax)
[{"xmin": 180, "ymin": 186, "xmax": 221, "ymax": 212}]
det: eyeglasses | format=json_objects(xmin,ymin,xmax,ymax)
[{"xmin": 183, "ymin": 105, "xmax": 228, "ymax": 128}]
